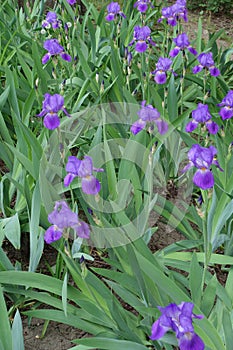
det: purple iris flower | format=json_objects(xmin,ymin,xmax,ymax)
[
  {"xmin": 37, "ymin": 93, "xmax": 71, "ymax": 130},
  {"xmin": 129, "ymin": 25, "xmax": 156, "ymax": 53},
  {"xmin": 66, "ymin": 0, "xmax": 76, "ymax": 5},
  {"xmin": 134, "ymin": 0, "xmax": 153, "ymax": 13},
  {"xmin": 186, "ymin": 103, "xmax": 219, "ymax": 134},
  {"xmin": 131, "ymin": 101, "xmax": 168, "ymax": 135},
  {"xmin": 150, "ymin": 302, "xmax": 204, "ymax": 350},
  {"xmin": 217, "ymin": 90, "xmax": 233, "ymax": 120},
  {"xmin": 64, "ymin": 156, "xmax": 104, "ymax": 195},
  {"xmin": 151, "ymin": 57, "xmax": 173, "ymax": 84},
  {"xmin": 169, "ymin": 33, "xmax": 197, "ymax": 57},
  {"xmin": 42, "ymin": 39, "xmax": 72, "ymax": 64},
  {"xmin": 105, "ymin": 2, "xmax": 126, "ymax": 21},
  {"xmin": 182, "ymin": 144, "xmax": 222, "ymax": 190},
  {"xmin": 42, "ymin": 11, "xmax": 60, "ymax": 29},
  {"xmin": 192, "ymin": 52, "xmax": 220, "ymax": 76},
  {"xmin": 44, "ymin": 201, "xmax": 90, "ymax": 244},
  {"xmin": 158, "ymin": 0, "xmax": 188, "ymax": 27}
]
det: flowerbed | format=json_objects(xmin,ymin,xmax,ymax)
[{"xmin": 0, "ymin": 0, "xmax": 233, "ymax": 349}]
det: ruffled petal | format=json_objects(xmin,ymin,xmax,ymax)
[
  {"xmin": 219, "ymin": 107, "xmax": 233, "ymax": 120},
  {"xmin": 192, "ymin": 65, "xmax": 203, "ymax": 74},
  {"xmin": 209, "ymin": 67, "xmax": 220, "ymax": 76},
  {"xmin": 179, "ymin": 332, "xmax": 205, "ymax": 350},
  {"xmin": 155, "ymin": 119, "xmax": 168, "ymax": 134},
  {"xmin": 42, "ymin": 53, "xmax": 51, "ymax": 64},
  {"xmin": 43, "ymin": 113, "xmax": 60, "ymax": 130},
  {"xmin": 130, "ymin": 119, "xmax": 146, "ymax": 135},
  {"xmin": 44, "ymin": 225, "xmax": 63, "ymax": 244},
  {"xmin": 74, "ymin": 221, "xmax": 90, "ymax": 239},
  {"xmin": 135, "ymin": 41, "xmax": 148, "ymax": 53},
  {"xmin": 137, "ymin": 3, "xmax": 148, "ymax": 12},
  {"xmin": 65, "ymin": 156, "xmax": 81, "ymax": 174},
  {"xmin": 60, "ymin": 52, "xmax": 72, "ymax": 62},
  {"xmin": 78, "ymin": 156, "xmax": 93, "ymax": 177},
  {"xmin": 81, "ymin": 176, "xmax": 101, "ymax": 195},
  {"xmin": 206, "ymin": 120, "xmax": 219, "ymax": 134},
  {"xmin": 169, "ymin": 47, "xmax": 180, "ymax": 57},
  {"xmin": 150, "ymin": 319, "xmax": 170, "ymax": 340},
  {"xmin": 188, "ymin": 46, "xmax": 198, "ymax": 55},
  {"xmin": 193, "ymin": 169, "xmax": 214, "ymax": 189},
  {"xmin": 154, "ymin": 71, "xmax": 167, "ymax": 84},
  {"xmin": 185, "ymin": 120, "xmax": 198, "ymax": 132},
  {"xmin": 64, "ymin": 173, "xmax": 76, "ymax": 187},
  {"xmin": 105, "ymin": 13, "xmax": 115, "ymax": 21}
]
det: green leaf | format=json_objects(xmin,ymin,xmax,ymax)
[
  {"xmin": 6, "ymin": 144, "xmax": 36, "ymax": 179},
  {"xmin": 31, "ymin": 40, "xmax": 49, "ymax": 93},
  {"xmin": 0, "ymin": 86, "xmax": 10, "ymax": 110},
  {"xmin": 12, "ymin": 309, "xmax": 24, "ymax": 350},
  {"xmin": 196, "ymin": 17, "xmax": 203, "ymax": 53},
  {"xmin": 167, "ymin": 75, "xmax": 178, "ymax": 122},
  {"xmin": 201, "ymin": 274, "xmax": 217, "ymax": 317},
  {"xmin": 223, "ymin": 307, "xmax": 233, "ymax": 349},
  {"xmin": 207, "ymin": 188, "xmax": 217, "ymax": 240},
  {"xmin": 189, "ymin": 253, "xmax": 202, "ymax": 305},
  {"xmin": 0, "ymin": 213, "xmax": 21, "ymax": 249},
  {"xmin": 24, "ymin": 308, "xmax": 109, "ymax": 336},
  {"xmin": 126, "ymin": 244, "xmax": 148, "ymax": 304},
  {"xmin": 0, "ymin": 286, "xmax": 12, "ymax": 350},
  {"xmin": 164, "ymin": 251, "xmax": 233, "ymax": 265},
  {"xmin": 62, "ymin": 272, "xmax": 68, "ymax": 317},
  {"xmin": 75, "ymin": 337, "xmax": 148, "ymax": 350},
  {"xmin": 225, "ymin": 266, "xmax": 233, "ymax": 304},
  {"xmin": 29, "ymin": 182, "xmax": 44, "ymax": 272},
  {"xmin": 5, "ymin": 66, "xmax": 20, "ymax": 120}
]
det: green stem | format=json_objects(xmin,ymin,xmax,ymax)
[
  {"xmin": 141, "ymin": 52, "xmax": 146, "ymax": 100},
  {"xmin": 200, "ymin": 189, "xmax": 211, "ymax": 291},
  {"xmin": 180, "ymin": 51, "xmax": 187, "ymax": 116}
]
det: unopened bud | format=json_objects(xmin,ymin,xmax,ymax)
[
  {"xmin": 196, "ymin": 207, "xmax": 205, "ymax": 219},
  {"xmin": 96, "ymin": 72, "xmax": 99, "ymax": 84},
  {"xmin": 93, "ymin": 214, "xmax": 102, "ymax": 226},
  {"xmin": 100, "ymin": 80, "xmax": 104, "ymax": 93},
  {"xmin": 35, "ymin": 78, "xmax": 39, "ymax": 89}
]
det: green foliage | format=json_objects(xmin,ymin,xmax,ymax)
[
  {"xmin": 188, "ymin": 0, "xmax": 233, "ymax": 13},
  {"xmin": 0, "ymin": 0, "xmax": 233, "ymax": 349}
]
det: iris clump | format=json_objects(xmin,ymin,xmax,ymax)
[
  {"xmin": 133, "ymin": 0, "xmax": 153, "ymax": 13},
  {"xmin": 105, "ymin": 2, "xmax": 126, "ymax": 21},
  {"xmin": 150, "ymin": 302, "xmax": 204, "ymax": 350},
  {"xmin": 42, "ymin": 39, "xmax": 72, "ymax": 64},
  {"xmin": 151, "ymin": 57, "xmax": 174, "ymax": 84},
  {"xmin": 37, "ymin": 93, "xmax": 71, "ymax": 130},
  {"xmin": 182, "ymin": 144, "xmax": 222, "ymax": 190},
  {"xmin": 218, "ymin": 90, "xmax": 233, "ymax": 120},
  {"xmin": 44, "ymin": 201, "xmax": 90, "ymax": 244},
  {"xmin": 185, "ymin": 103, "xmax": 219, "ymax": 134},
  {"xmin": 158, "ymin": 0, "xmax": 188, "ymax": 27},
  {"xmin": 42, "ymin": 11, "xmax": 60, "ymax": 29},
  {"xmin": 129, "ymin": 25, "xmax": 156, "ymax": 53},
  {"xmin": 169, "ymin": 33, "xmax": 197, "ymax": 57},
  {"xmin": 192, "ymin": 52, "xmax": 220, "ymax": 76},
  {"xmin": 64, "ymin": 156, "xmax": 104, "ymax": 195},
  {"xmin": 131, "ymin": 101, "xmax": 168, "ymax": 135}
]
